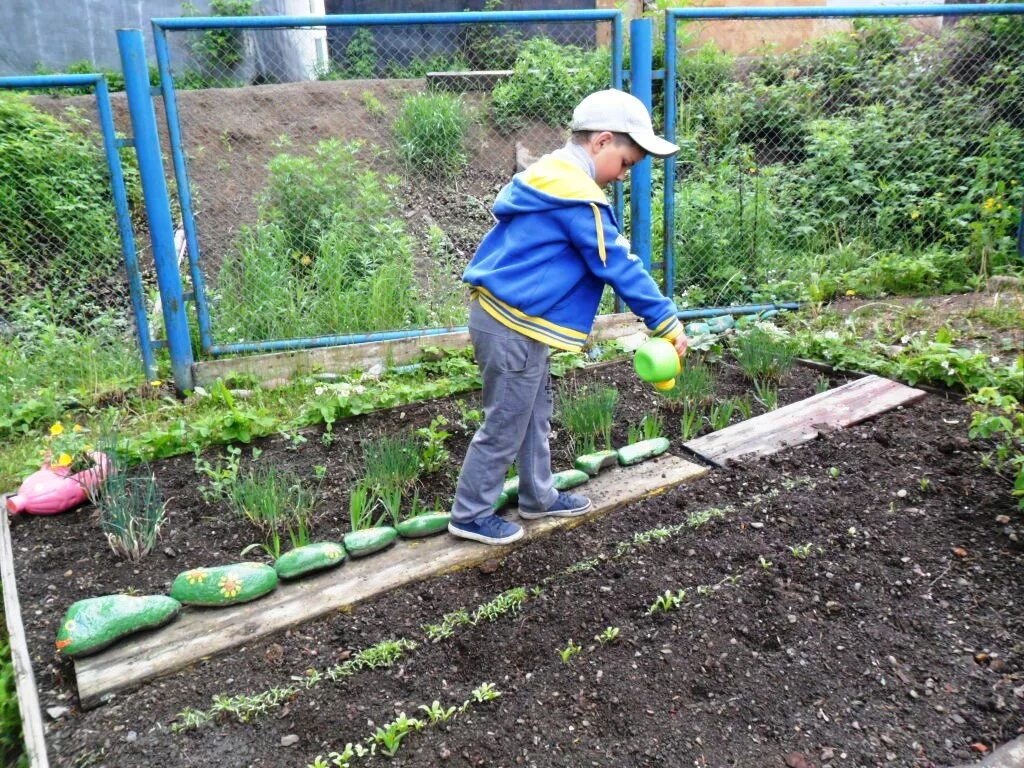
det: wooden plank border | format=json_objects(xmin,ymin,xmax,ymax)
[
  {"xmin": 75, "ymin": 454, "xmax": 707, "ymax": 709},
  {"xmin": 193, "ymin": 312, "xmax": 651, "ymax": 388},
  {"xmin": 0, "ymin": 496, "xmax": 50, "ymax": 768}
]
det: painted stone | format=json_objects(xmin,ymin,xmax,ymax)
[
  {"xmin": 706, "ymin": 315, "xmax": 735, "ymax": 333},
  {"xmin": 574, "ymin": 450, "xmax": 618, "ymax": 477},
  {"xmin": 55, "ymin": 594, "xmax": 181, "ymax": 657},
  {"xmin": 274, "ymin": 541, "xmax": 347, "ymax": 580},
  {"xmin": 493, "ymin": 490, "xmax": 510, "ymax": 511},
  {"xmin": 343, "ymin": 526, "xmax": 398, "ymax": 558},
  {"xmin": 396, "ymin": 512, "xmax": 451, "ymax": 539},
  {"xmin": 553, "ymin": 469, "xmax": 589, "ymax": 490},
  {"xmin": 502, "ymin": 476, "xmax": 519, "ymax": 501},
  {"xmin": 170, "ymin": 562, "xmax": 278, "ymax": 606},
  {"xmin": 617, "ymin": 437, "xmax": 670, "ymax": 466},
  {"xmin": 685, "ymin": 322, "xmax": 711, "ymax": 337}
]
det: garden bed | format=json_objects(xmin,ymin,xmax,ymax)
[{"xmin": 9, "ymin": 357, "xmax": 1022, "ymax": 766}]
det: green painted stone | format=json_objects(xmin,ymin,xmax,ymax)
[
  {"xmin": 55, "ymin": 594, "xmax": 181, "ymax": 657},
  {"xmin": 493, "ymin": 490, "xmax": 509, "ymax": 511},
  {"xmin": 170, "ymin": 562, "xmax": 278, "ymax": 607},
  {"xmin": 706, "ymin": 315, "xmax": 735, "ymax": 333},
  {"xmin": 343, "ymin": 526, "xmax": 398, "ymax": 558},
  {"xmin": 685, "ymin": 322, "xmax": 711, "ymax": 336},
  {"xmin": 735, "ymin": 314, "xmax": 756, "ymax": 328},
  {"xmin": 553, "ymin": 469, "xmax": 589, "ymax": 490},
  {"xmin": 617, "ymin": 437, "xmax": 670, "ymax": 466},
  {"xmin": 396, "ymin": 512, "xmax": 451, "ymax": 539},
  {"xmin": 759, "ymin": 309, "xmax": 779, "ymax": 320},
  {"xmin": 274, "ymin": 541, "xmax": 347, "ymax": 580},
  {"xmin": 502, "ymin": 476, "xmax": 519, "ymax": 501},
  {"xmin": 574, "ymin": 450, "xmax": 618, "ymax": 477}
]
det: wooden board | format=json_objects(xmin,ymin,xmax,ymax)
[
  {"xmin": 75, "ymin": 454, "xmax": 707, "ymax": 709},
  {"xmin": 684, "ymin": 375, "xmax": 926, "ymax": 466},
  {"xmin": 0, "ymin": 497, "xmax": 51, "ymax": 768},
  {"xmin": 192, "ymin": 312, "xmax": 652, "ymax": 388}
]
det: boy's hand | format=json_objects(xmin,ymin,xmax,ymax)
[{"xmin": 673, "ymin": 333, "xmax": 689, "ymax": 359}]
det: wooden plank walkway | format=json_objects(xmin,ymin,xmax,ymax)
[
  {"xmin": 684, "ymin": 374, "xmax": 926, "ymax": 466},
  {"xmin": 74, "ymin": 454, "xmax": 708, "ymax": 709},
  {"xmin": 0, "ymin": 496, "xmax": 51, "ymax": 768}
]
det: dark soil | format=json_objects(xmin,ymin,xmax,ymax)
[{"xmin": 11, "ymin": 358, "xmax": 1024, "ymax": 767}]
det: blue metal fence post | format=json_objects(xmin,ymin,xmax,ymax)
[
  {"xmin": 117, "ymin": 29, "xmax": 195, "ymax": 393},
  {"xmin": 93, "ymin": 76, "xmax": 158, "ymax": 381},
  {"xmin": 663, "ymin": 14, "xmax": 677, "ymax": 297},
  {"xmin": 629, "ymin": 17, "xmax": 654, "ymax": 274}
]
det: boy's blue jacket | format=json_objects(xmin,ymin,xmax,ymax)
[{"xmin": 463, "ymin": 155, "xmax": 682, "ymax": 352}]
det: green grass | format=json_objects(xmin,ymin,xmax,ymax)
[
  {"xmin": 394, "ymin": 92, "xmax": 470, "ymax": 176},
  {"xmin": 557, "ymin": 385, "xmax": 618, "ymax": 454}
]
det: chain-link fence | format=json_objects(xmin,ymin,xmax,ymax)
[
  {"xmin": 154, "ymin": 11, "xmax": 619, "ymax": 354},
  {"xmin": 666, "ymin": 8, "xmax": 1024, "ymax": 309},
  {"xmin": 0, "ymin": 76, "xmax": 155, "ymax": 436}
]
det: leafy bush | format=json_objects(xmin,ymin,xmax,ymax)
[
  {"xmin": 216, "ymin": 139, "xmax": 436, "ymax": 340},
  {"xmin": 395, "ymin": 92, "xmax": 470, "ymax": 175},
  {"xmin": 492, "ymin": 37, "xmax": 611, "ymax": 131},
  {"xmin": 672, "ymin": 15, "xmax": 1024, "ymax": 304},
  {"xmin": 179, "ymin": 0, "xmax": 255, "ymax": 88},
  {"xmin": 0, "ymin": 94, "xmax": 135, "ymax": 321}
]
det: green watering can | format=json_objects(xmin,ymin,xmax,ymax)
[{"xmin": 634, "ymin": 337, "xmax": 682, "ymax": 392}]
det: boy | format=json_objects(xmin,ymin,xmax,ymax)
[{"xmin": 448, "ymin": 89, "xmax": 688, "ymax": 545}]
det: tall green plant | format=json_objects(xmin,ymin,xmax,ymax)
[
  {"xmin": 557, "ymin": 385, "xmax": 618, "ymax": 454},
  {"xmin": 394, "ymin": 93, "xmax": 470, "ymax": 175},
  {"xmin": 229, "ymin": 465, "xmax": 319, "ymax": 558}
]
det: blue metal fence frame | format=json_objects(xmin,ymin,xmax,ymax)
[
  {"xmin": 0, "ymin": 73, "xmax": 158, "ymax": 381},
  {"xmin": 663, "ymin": 3, "xmax": 1024, "ymax": 303},
  {"xmin": 149, "ymin": 9, "xmax": 624, "ymax": 357}
]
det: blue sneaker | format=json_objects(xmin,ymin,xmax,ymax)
[
  {"xmin": 449, "ymin": 514, "xmax": 524, "ymax": 545},
  {"xmin": 519, "ymin": 491, "xmax": 593, "ymax": 520}
]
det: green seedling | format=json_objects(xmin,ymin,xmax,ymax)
[
  {"xmin": 754, "ymin": 379, "xmax": 779, "ymax": 411},
  {"xmin": 472, "ymin": 587, "xmax": 527, "ymax": 624},
  {"xmin": 423, "ymin": 608, "xmax": 471, "ymax": 642},
  {"xmin": 828, "ymin": 466, "xmax": 840, "ymax": 478},
  {"xmin": 373, "ymin": 712, "xmax": 424, "ymax": 757},
  {"xmin": 758, "ymin": 555, "xmax": 774, "ymax": 570},
  {"xmin": 194, "ymin": 444, "xmax": 242, "ymax": 503},
  {"xmin": 687, "ymin": 507, "xmax": 727, "ymax": 527},
  {"xmin": 919, "ymin": 477, "xmax": 931, "ymax": 492},
  {"xmin": 680, "ymin": 405, "xmax": 703, "ymax": 440},
  {"xmin": 416, "ymin": 415, "xmax": 451, "ymax": 474},
  {"xmin": 735, "ymin": 395, "xmax": 753, "ymax": 421},
  {"xmin": 418, "ymin": 700, "xmax": 457, "ymax": 725},
  {"xmin": 709, "ymin": 399, "xmax": 737, "ymax": 430},
  {"xmin": 789, "ymin": 542, "xmax": 815, "ymax": 559},
  {"xmin": 628, "ymin": 412, "xmax": 665, "ymax": 443},
  {"xmin": 348, "ymin": 480, "xmax": 377, "ymax": 532},
  {"xmin": 596, "ymin": 626, "xmax": 621, "ymax": 645},
  {"xmin": 468, "ymin": 682, "xmax": 501, "ymax": 704},
  {"xmin": 562, "ymin": 557, "xmax": 600, "ymax": 576},
  {"xmin": 814, "ymin": 375, "xmax": 831, "ymax": 394},
  {"xmin": 558, "ymin": 639, "xmax": 582, "ymax": 664},
  {"xmin": 313, "ymin": 464, "xmax": 327, "ymax": 481},
  {"xmin": 648, "ymin": 588, "xmax": 686, "ymax": 614}
]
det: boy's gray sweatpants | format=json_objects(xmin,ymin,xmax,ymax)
[{"xmin": 451, "ymin": 301, "xmax": 559, "ymax": 523}]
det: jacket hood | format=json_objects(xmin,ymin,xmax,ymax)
[{"xmin": 492, "ymin": 156, "xmax": 609, "ymax": 220}]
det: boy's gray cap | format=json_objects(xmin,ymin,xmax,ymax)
[{"xmin": 571, "ymin": 89, "xmax": 680, "ymax": 159}]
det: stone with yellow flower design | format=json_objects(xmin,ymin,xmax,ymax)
[
  {"xmin": 274, "ymin": 541, "xmax": 348, "ymax": 580},
  {"xmin": 55, "ymin": 594, "xmax": 181, "ymax": 657},
  {"xmin": 170, "ymin": 562, "xmax": 278, "ymax": 606}
]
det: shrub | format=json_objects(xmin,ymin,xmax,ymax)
[
  {"xmin": 0, "ymin": 94, "xmax": 133, "ymax": 321},
  {"xmin": 492, "ymin": 37, "xmax": 610, "ymax": 131},
  {"xmin": 394, "ymin": 92, "xmax": 470, "ymax": 175}
]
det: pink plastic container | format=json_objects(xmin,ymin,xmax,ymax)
[{"xmin": 6, "ymin": 452, "xmax": 111, "ymax": 516}]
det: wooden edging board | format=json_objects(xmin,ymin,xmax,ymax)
[
  {"xmin": 192, "ymin": 311, "xmax": 652, "ymax": 388},
  {"xmin": 0, "ymin": 495, "xmax": 50, "ymax": 768},
  {"xmin": 684, "ymin": 374, "xmax": 927, "ymax": 466},
  {"xmin": 74, "ymin": 454, "xmax": 707, "ymax": 710}
]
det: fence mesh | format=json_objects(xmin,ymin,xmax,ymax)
[
  {"xmin": 669, "ymin": 11, "xmax": 1024, "ymax": 308},
  {"xmin": 0, "ymin": 85, "xmax": 149, "ymax": 435},
  {"xmin": 161, "ymin": 17, "xmax": 615, "ymax": 348}
]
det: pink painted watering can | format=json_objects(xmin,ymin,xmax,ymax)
[{"xmin": 6, "ymin": 452, "xmax": 111, "ymax": 516}]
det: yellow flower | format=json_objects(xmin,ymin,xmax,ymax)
[
  {"xmin": 64, "ymin": 620, "xmax": 78, "ymax": 633},
  {"xmin": 845, "ymin": 289, "xmax": 856, "ymax": 297},
  {"xmin": 56, "ymin": 453, "xmax": 73, "ymax": 467},
  {"xmin": 219, "ymin": 574, "xmax": 243, "ymax": 599},
  {"xmin": 72, "ymin": 424, "xmax": 83, "ymax": 433},
  {"xmin": 983, "ymin": 197, "xmax": 996, "ymax": 211},
  {"xmin": 185, "ymin": 569, "xmax": 208, "ymax": 585},
  {"xmin": 300, "ymin": 255, "xmax": 313, "ymax": 266},
  {"xmin": 84, "ymin": 444, "xmax": 94, "ymax": 452},
  {"xmin": 324, "ymin": 544, "xmax": 343, "ymax": 560},
  {"xmin": 49, "ymin": 422, "xmax": 64, "ymax": 436},
  {"xmin": 910, "ymin": 210, "xmax": 920, "ymax": 220},
  {"xmin": 149, "ymin": 380, "xmax": 163, "ymax": 387}
]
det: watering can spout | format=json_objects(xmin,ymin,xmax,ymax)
[{"xmin": 6, "ymin": 495, "xmax": 26, "ymax": 515}]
